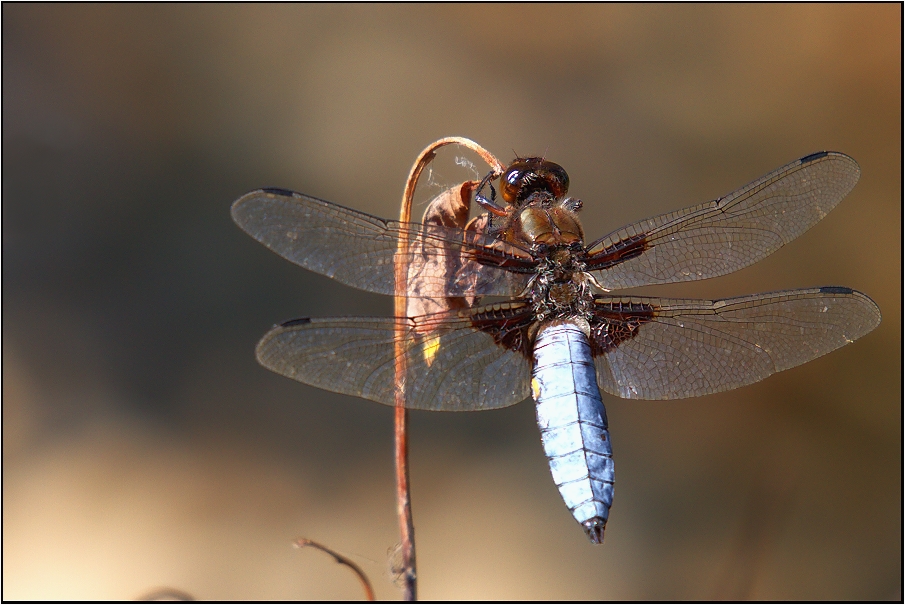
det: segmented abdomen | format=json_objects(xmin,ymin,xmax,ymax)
[{"xmin": 532, "ymin": 321, "xmax": 615, "ymax": 543}]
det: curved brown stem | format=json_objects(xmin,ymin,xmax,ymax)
[
  {"xmin": 295, "ymin": 538, "xmax": 376, "ymax": 601},
  {"xmin": 394, "ymin": 137, "xmax": 502, "ymax": 601},
  {"xmin": 135, "ymin": 587, "xmax": 196, "ymax": 601}
]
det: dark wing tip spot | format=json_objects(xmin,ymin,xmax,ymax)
[
  {"xmin": 800, "ymin": 151, "xmax": 829, "ymax": 164},
  {"xmin": 819, "ymin": 286, "xmax": 853, "ymax": 295},
  {"xmin": 261, "ymin": 187, "xmax": 296, "ymax": 196},
  {"xmin": 279, "ymin": 317, "xmax": 313, "ymax": 327}
]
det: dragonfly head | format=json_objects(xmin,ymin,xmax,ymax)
[{"xmin": 500, "ymin": 157, "xmax": 570, "ymax": 205}]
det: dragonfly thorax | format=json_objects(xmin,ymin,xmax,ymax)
[
  {"xmin": 527, "ymin": 253, "xmax": 595, "ymax": 323},
  {"xmin": 519, "ymin": 200, "xmax": 584, "ymax": 247}
]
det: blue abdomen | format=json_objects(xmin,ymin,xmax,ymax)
[{"xmin": 532, "ymin": 321, "xmax": 615, "ymax": 543}]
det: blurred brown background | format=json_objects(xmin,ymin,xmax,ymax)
[{"xmin": 3, "ymin": 4, "xmax": 900, "ymax": 600}]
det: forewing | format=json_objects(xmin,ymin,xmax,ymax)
[
  {"xmin": 586, "ymin": 152, "xmax": 861, "ymax": 289},
  {"xmin": 591, "ymin": 287, "xmax": 881, "ymax": 400},
  {"xmin": 254, "ymin": 303, "xmax": 535, "ymax": 411},
  {"xmin": 231, "ymin": 188, "xmax": 534, "ymax": 297}
]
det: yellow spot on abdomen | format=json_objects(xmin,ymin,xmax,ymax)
[{"xmin": 531, "ymin": 377, "xmax": 541, "ymax": 400}]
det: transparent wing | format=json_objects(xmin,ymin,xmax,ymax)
[
  {"xmin": 592, "ymin": 287, "xmax": 881, "ymax": 400},
  {"xmin": 254, "ymin": 303, "xmax": 535, "ymax": 411},
  {"xmin": 231, "ymin": 188, "xmax": 535, "ymax": 297},
  {"xmin": 586, "ymin": 152, "xmax": 861, "ymax": 289}
]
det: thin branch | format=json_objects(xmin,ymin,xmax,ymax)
[
  {"xmin": 393, "ymin": 137, "xmax": 503, "ymax": 601},
  {"xmin": 136, "ymin": 587, "xmax": 195, "ymax": 601},
  {"xmin": 295, "ymin": 538, "xmax": 375, "ymax": 601}
]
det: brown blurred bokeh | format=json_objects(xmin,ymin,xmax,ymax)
[{"xmin": 3, "ymin": 4, "xmax": 900, "ymax": 600}]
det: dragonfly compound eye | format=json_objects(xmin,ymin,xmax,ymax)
[{"xmin": 500, "ymin": 157, "xmax": 570, "ymax": 205}]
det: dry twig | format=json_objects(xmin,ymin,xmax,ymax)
[{"xmin": 295, "ymin": 538, "xmax": 375, "ymax": 601}]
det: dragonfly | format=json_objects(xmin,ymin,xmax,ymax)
[{"xmin": 232, "ymin": 150, "xmax": 880, "ymax": 543}]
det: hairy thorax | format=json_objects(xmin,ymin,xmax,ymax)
[{"xmin": 492, "ymin": 192, "xmax": 596, "ymax": 324}]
